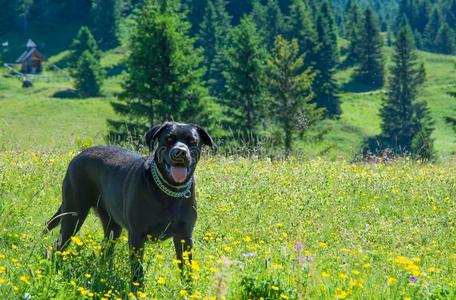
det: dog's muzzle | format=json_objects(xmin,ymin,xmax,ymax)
[{"xmin": 165, "ymin": 143, "xmax": 192, "ymax": 183}]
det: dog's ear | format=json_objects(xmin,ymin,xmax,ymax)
[
  {"xmin": 193, "ymin": 125, "xmax": 217, "ymax": 151},
  {"xmin": 145, "ymin": 122, "xmax": 170, "ymax": 152}
]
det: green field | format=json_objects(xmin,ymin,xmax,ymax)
[
  {"xmin": 1, "ymin": 44, "xmax": 455, "ymax": 158},
  {"xmin": 0, "ymin": 151, "xmax": 454, "ymax": 299}
]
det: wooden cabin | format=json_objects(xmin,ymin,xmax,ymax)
[{"xmin": 15, "ymin": 39, "xmax": 47, "ymax": 74}]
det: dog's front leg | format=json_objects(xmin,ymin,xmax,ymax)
[
  {"xmin": 173, "ymin": 235, "xmax": 193, "ymax": 278},
  {"xmin": 129, "ymin": 234, "xmax": 146, "ymax": 289}
]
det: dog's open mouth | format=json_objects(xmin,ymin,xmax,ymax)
[{"xmin": 164, "ymin": 162, "xmax": 188, "ymax": 183}]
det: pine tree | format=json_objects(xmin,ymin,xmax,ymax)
[
  {"xmin": 15, "ymin": 0, "xmax": 33, "ymax": 34},
  {"xmin": 74, "ymin": 50, "xmax": 103, "ymax": 97},
  {"xmin": 345, "ymin": 2, "xmax": 363, "ymax": 66},
  {"xmin": 61, "ymin": 0, "xmax": 92, "ymax": 19},
  {"xmin": 182, "ymin": 0, "xmax": 208, "ymax": 34},
  {"xmin": 379, "ymin": 25, "xmax": 434, "ymax": 159},
  {"xmin": 423, "ymin": 8, "xmax": 443, "ymax": 52},
  {"xmin": 267, "ymin": 36, "xmax": 323, "ymax": 153},
  {"xmin": 250, "ymin": 0, "xmax": 267, "ymax": 37},
  {"xmin": 416, "ymin": 0, "xmax": 431, "ymax": 33},
  {"xmin": 278, "ymin": 0, "xmax": 292, "ymax": 15},
  {"xmin": 447, "ymin": 0, "xmax": 456, "ymax": 29},
  {"xmin": 224, "ymin": 0, "xmax": 253, "ymax": 24},
  {"xmin": 250, "ymin": 0, "xmax": 286, "ymax": 51},
  {"xmin": 318, "ymin": 0, "xmax": 339, "ymax": 64},
  {"xmin": 0, "ymin": 0, "xmax": 16, "ymax": 35},
  {"xmin": 397, "ymin": 0, "xmax": 417, "ymax": 31},
  {"xmin": 222, "ymin": 17, "xmax": 266, "ymax": 138},
  {"xmin": 264, "ymin": 0, "xmax": 286, "ymax": 50},
  {"xmin": 198, "ymin": 0, "xmax": 231, "ymax": 96},
  {"xmin": 90, "ymin": 0, "xmax": 121, "ymax": 49},
  {"xmin": 286, "ymin": 0, "xmax": 318, "ymax": 66},
  {"xmin": 69, "ymin": 27, "xmax": 100, "ymax": 69},
  {"xmin": 313, "ymin": 0, "xmax": 341, "ymax": 118},
  {"xmin": 108, "ymin": 0, "xmax": 208, "ymax": 140},
  {"xmin": 435, "ymin": 23, "xmax": 456, "ymax": 54},
  {"xmin": 354, "ymin": 7, "xmax": 385, "ymax": 87}
]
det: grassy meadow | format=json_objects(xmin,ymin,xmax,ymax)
[
  {"xmin": 1, "ymin": 44, "xmax": 455, "ymax": 158},
  {"xmin": 0, "ymin": 151, "xmax": 455, "ymax": 299}
]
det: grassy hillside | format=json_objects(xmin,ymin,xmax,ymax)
[
  {"xmin": 0, "ymin": 75, "xmax": 115, "ymax": 151},
  {"xmin": 298, "ymin": 47, "xmax": 456, "ymax": 160},
  {"xmin": 1, "ymin": 42, "xmax": 455, "ymax": 158},
  {"xmin": 0, "ymin": 151, "xmax": 454, "ymax": 298}
]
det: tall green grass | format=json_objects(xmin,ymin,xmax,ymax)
[{"xmin": 0, "ymin": 151, "xmax": 454, "ymax": 299}]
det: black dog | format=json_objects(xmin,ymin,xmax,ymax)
[{"xmin": 45, "ymin": 122, "xmax": 216, "ymax": 285}]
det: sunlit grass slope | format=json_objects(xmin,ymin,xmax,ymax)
[
  {"xmin": 306, "ymin": 48, "xmax": 456, "ymax": 160},
  {"xmin": 0, "ymin": 45, "xmax": 455, "ymax": 158}
]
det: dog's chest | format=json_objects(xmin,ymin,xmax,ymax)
[{"xmin": 146, "ymin": 203, "xmax": 194, "ymax": 241}]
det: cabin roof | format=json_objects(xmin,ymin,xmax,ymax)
[
  {"xmin": 15, "ymin": 48, "xmax": 47, "ymax": 63},
  {"xmin": 26, "ymin": 39, "xmax": 37, "ymax": 48}
]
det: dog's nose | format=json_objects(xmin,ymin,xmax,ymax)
[
  {"xmin": 174, "ymin": 148, "xmax": 186, "ymax": 157},
  {"xmin": 170, "ymin": 144, "xmax": 191, "ymax": 164}
]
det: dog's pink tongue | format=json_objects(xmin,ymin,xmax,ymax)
[{"xmin": 171, "ymin": 166, "xmax": 187, "ymax": 183}]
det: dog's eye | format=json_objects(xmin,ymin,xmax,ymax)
[{"xmin": 189, "ymin": 139, "xmax": 197, "ymax": 144}]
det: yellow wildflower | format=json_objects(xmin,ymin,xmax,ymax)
[
  {"xmin": 191, "ymin": 260, "xmax": 201, "ymax": 271},
  {"xmin": 20, "ymin": 275, "xmax": 31, "ymax": 285},
  {"xmin": 71, "ymin": 236, "xmax": 83, "ymax": 246},
  {"xmin": 338, "ymin": 273, "xmax": 348, "ymax": 279},
  {"xmin": 321, "ymin": 271, "xmax": 331, "ymax": 278},
  {"xmin": 273, "ymin": 263, "xmax": 283, "ymax": 270},
  {"xmin": 179, "ymin": 290, "xmax": 188, "ymax": 297},
  {"xmin": 388, "ymin": 277, "xmax": 397, "ymax": 285},
  {"xmin": 335, "ymin": 290, "xmax": 348, "ymax": 299},
  {"xmin": 157, "ymin": 277, "xmax": 166, "ymax": 285}
]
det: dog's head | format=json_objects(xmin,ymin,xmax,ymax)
[{"xmin": 145, "ymin": 122, "xmax": 216, "ymax": 184}]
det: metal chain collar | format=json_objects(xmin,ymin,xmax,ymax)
[{"xmin": 150, "ymin": 160, "xmax": 193, "ymax": 199}]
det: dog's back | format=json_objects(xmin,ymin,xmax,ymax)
[{"xmin": 46, "ymin": 146, "xmax": 144, "ymax": 234}]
